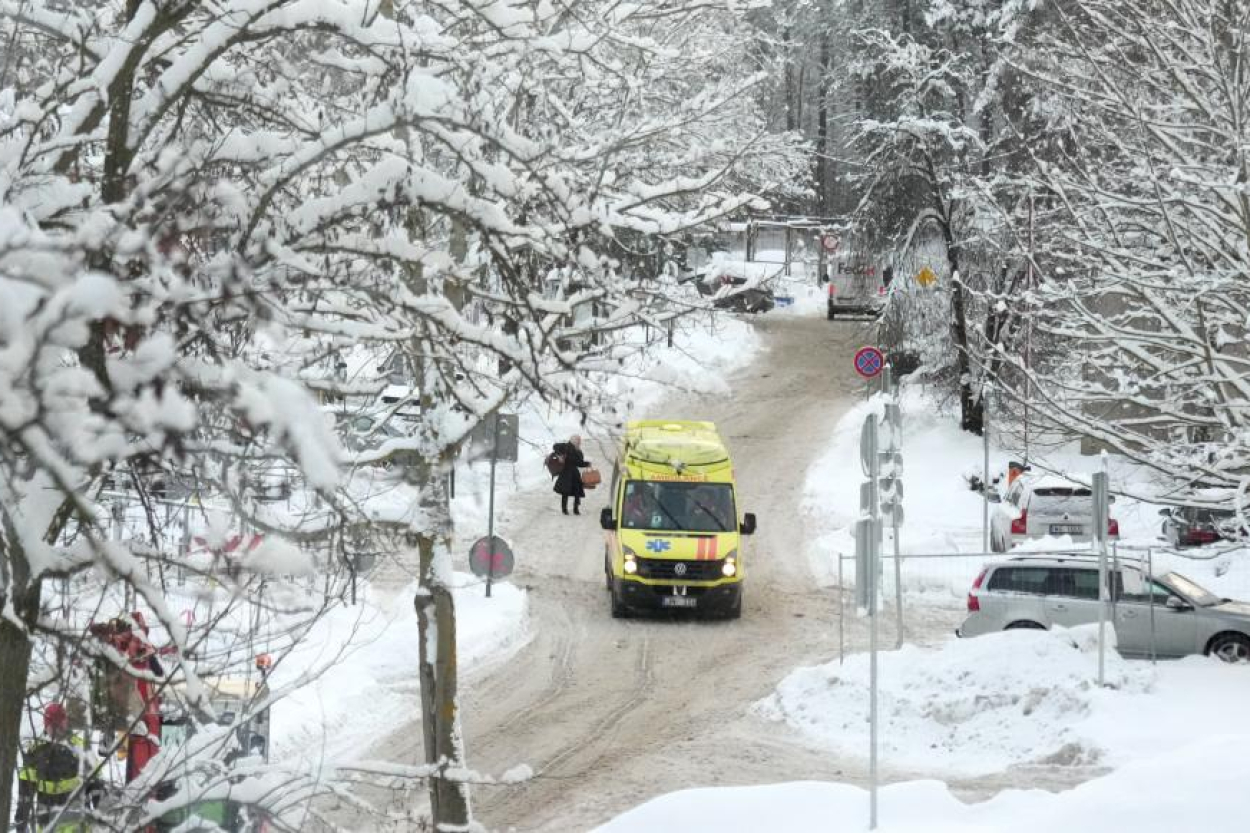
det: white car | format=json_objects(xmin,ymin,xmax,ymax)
[{"xmin": 990, "ymin": 475, "xmax": 1119, "ymax": 552}]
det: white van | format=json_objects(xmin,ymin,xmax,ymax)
[{"xmin": 824, "ymin": 255, "xmax": 890, "ymax": 320}]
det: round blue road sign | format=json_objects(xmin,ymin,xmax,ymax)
[{"xmin": 854, "ymin": 346, "xmax": 885, "ymax": 379}]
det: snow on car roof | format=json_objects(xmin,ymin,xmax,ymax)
[{"xmin": 1023, "ymin": 473, "xmax": 1089, "ymax": 491}]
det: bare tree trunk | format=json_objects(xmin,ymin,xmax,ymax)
[
  {"xmin": 413, "ymin": 499, "xmax": 470, "ymax": 828},
  {"xmin": 408, "ymin": 211, "xmax": 471, "ymax": 829},
  {"xmin": 0, "ymin": 531, "xmax": 39, "ymax": 831},
  {"xmin": 948, "ymin": 245, "xmax": 983, "ymax": 435},
  {"xmin": 815, "ymin": 30, "xmax": 832, "ymax": 214},
  {"xmin": 783, "ymin": 28, "xmax": 797, "ymax": 133}
]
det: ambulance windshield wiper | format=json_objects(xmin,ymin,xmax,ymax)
[
  {"xmin": 690, "ymin": 499, "xmax": 728, "ymax": 531},
  {"xmin": 654, "ymin": 498, "xmax": 684, "ymax": 531}
]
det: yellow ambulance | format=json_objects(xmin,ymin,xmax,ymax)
[{"xmin": 599, "ymin": 420, "xmax": 756, "ymax": 618}]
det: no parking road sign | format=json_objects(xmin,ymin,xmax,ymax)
[
  {"xmin": 854, "ymin": 346, "xmax": 885, "ymax": 379},
  {"xmin": 469, "ymin": 535, "xmax": 515, "ymax": 581}
]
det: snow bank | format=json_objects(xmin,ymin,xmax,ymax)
[
  {"xmin": 769, "ymin": 274, "xmax": 826, "ymax": 317},
  {"xmin": 595, "ymin": 731, "xmax": 1250, "ymax": 833},
  {"xmin": 270, "ymin": 574, "xmax": 527, "ymax": 765},
  {"xmin": 802, "ymin": 389, "xmax": 997, "ymax": 592},
  {"xmin": 756, "ymin": 624, "xmax": 1250, "ymax": 777},
  {"xmin": 756, "ymin": 626, "xmax": 1143, "ymax": 776}
]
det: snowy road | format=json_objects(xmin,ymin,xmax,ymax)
[{"xmin": 360, "ymin": 315, "xmax": 969, "ymax": 831}]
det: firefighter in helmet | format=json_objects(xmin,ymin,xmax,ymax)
[{"xmin": 15, "ymin": 703, "xmax": 85, "ymax": 832}]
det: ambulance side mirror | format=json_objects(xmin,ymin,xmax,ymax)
[
  {"xmin": 600, "ymin": 508, "xmax": 615, "ymax": 531},
  {"xmin": 740, "ymin": 513, "xmax": 757, "ymax": 536}
]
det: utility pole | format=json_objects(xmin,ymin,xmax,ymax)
[{"xmin": 857, "ymin": 416, "xmax": 882, "ymax": 830}]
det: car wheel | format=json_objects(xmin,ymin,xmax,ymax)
[
  {"xmin": 610, "ymin": 581, "xmax": 630, "ymax": 619},
  {"xmin": 1208, "ymin": 633, "xmax": 1250, "ymax": 663},
  {"xmin": 1005, "ymin": 620, "xmax": 1045, "ymax": 630},
  {"xmin": 604, "ymin": 547, "xmax": 612, "ymax": 591},
  {"xmin": 990, "ymin": 528, "xmax": 1007, "ymax": 553},
  {"xmin": 826, "ymin": 309, "xmax": 835, "ymax": 321}
]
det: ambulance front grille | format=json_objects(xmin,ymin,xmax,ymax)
[{"xmin": 636, "ymin": 558, "xmax": 724, "ymax": 581}]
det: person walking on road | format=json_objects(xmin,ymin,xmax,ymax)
[{"xmin": 552, "ymin": 435, "xmax": 591, "ymax": 515}]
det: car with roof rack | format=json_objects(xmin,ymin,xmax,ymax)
[{"xmin": 957, "ymin": 555, "xmax": 1250, "ymax": 662}]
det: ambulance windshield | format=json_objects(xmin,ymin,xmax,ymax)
[{"xmin": 621, "ymin": 481, "xmax": 735, "ymax": 532}]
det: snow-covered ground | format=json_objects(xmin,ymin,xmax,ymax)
[
  {"xmin": 756, "ymin": 624, "xmax": 1250, "ymax": 776},
  {"xmin": 599, "ymin": 379, "xmax": 1250, "ymax": 833},
  {"xmin": 594, "ymin": 733, "xmax": 1250, "ymax": 833},
  {"xmin": 270, "ymin": 576, "xmax": 528, "ymax": 766},
  {"xmin": 274, "ymin": 309, "xmax": 767, "ymax": 769}
]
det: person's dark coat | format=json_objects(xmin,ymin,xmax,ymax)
[{"xmin": 551, "ymin": 442, "xmax": 590, "ymax": 499}]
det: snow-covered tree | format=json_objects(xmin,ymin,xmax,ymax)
[
  {"xmin": 0, "ymin": 0, "xmax": 797, "ymax": 828},
  {"xmin": 992, "ymin": 0, "xmax": 1250, "ymax": 507},
  {"xmin": 844, "ymin": 0, "xmax": 1048, "ymax": 433}
]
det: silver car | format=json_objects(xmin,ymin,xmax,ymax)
[
  {"xmin": 957, "ymin": 556, "xmax": 1250, "ymax": 662},
  {"xmin": 990, "ymin": 476, "xmax": 1120, "ymax": 552}
]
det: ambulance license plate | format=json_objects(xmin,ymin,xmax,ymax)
[{"xmin": 661, "ymin": 596, "xmax": 697, "ymax": 609}]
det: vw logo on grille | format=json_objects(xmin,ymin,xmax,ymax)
[{"xmin": 673, "ymin": 562, "xmax": 688, "ymax": 576}]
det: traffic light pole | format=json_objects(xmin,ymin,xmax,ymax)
[
  {"xmin": 883, "ymin": 366, "xmax": 904, "ymax": 649},
  {"xmin": 868, "ymin": 427, "xmax": 879, "ymax": 832},
  {"xmin": 858, "ymin": 416, "xmax": 881, "ymax": 831}
]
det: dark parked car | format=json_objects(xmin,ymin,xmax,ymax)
[
  {"xmin": 697, "ymin": 271, "xmax": 776, "ymax": 314},
  {"xmin": 1160, "ymin": 506, "xmax": 1244, "ymax": 547}
]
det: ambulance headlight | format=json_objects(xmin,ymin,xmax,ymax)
[
  {"xmin": 722, "ymin": 561, "xmax": 737, "ymax": 577},
  {"xmin": 622, "ymin": 546, "xmax": 639, "ymax": 575}
]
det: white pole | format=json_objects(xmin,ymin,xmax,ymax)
[
  {"xmin": 838, "ymin": 552, "xmax": 845, "ymax": 666},
  {"xmin": 1147, "ymin": 547, "xmax": 1157, "ymax": 665},
  {"xmin": 869, "ymin": 541, "xmax": 878, "ymax": 831},
  {"xmin": 893, "ymin": 513, "xmax": 902, "ymax": 649},
  {"xmin": 982, "ymin": 384, "xmax": 991, "ymax": 553},
  {"xmin": 869, "ymin": 433, "xmax": 880, "ymax": 830},
  {"xmin": 1094, "ymin": 469, "xmax": 1108, "ymax": 687},
  {"xmin": 890, "ymin": 369, "xmax": 904, "ymax": 649},
  {"xmin": 1025, "ymin": 190, "xmax": 1035, "ymax": 465}
]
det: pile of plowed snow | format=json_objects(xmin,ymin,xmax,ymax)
[{"xmin": 755, "ymin": 626, "xmax": 1148, "ymax": 775}]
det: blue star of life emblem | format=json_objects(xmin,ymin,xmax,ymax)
[{"xmin": 645, "ymin": 539, "xmax": 671, "ymax": 553}]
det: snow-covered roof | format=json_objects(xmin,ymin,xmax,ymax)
[{"xmin": 1023, "ymin": 473, "xmax": 1089, "ymax": 491}]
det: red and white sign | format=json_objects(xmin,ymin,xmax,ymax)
[{"xmin": 854, "ymin": 346, "xmax": 885, "ymax": 379}]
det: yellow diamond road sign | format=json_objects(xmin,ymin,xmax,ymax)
[{"xmin": 916, "ymin": 266, "xmax": 938, "ymax": 288}]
